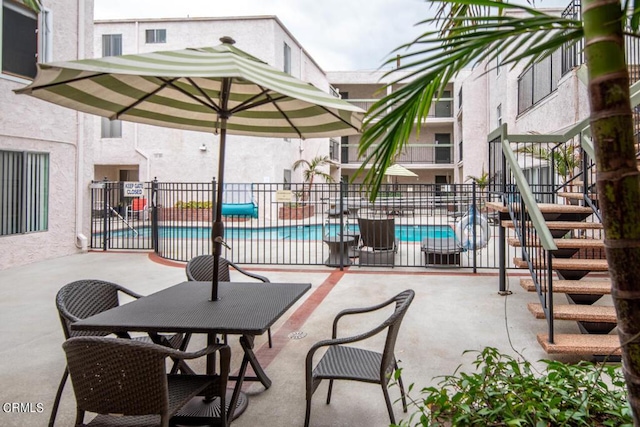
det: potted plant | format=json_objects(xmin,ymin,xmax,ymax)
[{"xmin": 279, "ymin": 155, "xmax": 335, "ymax": 220}]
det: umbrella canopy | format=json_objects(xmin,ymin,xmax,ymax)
[
  {"xmin": 384, "ymin": 164, "xmax": 418, "ymax": 177},
  {"xmin": 17, "ymin": 36, "xmax": 364, "ymax": 300}
]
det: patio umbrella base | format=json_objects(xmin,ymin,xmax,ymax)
[{"xmin": 173, "ymin": 388, "xmax": 248, "ymax": 424}]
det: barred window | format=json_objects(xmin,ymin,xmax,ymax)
[
  {"xmin": 145, "ymin": 29, "xmax": 166, "ymax": 44},
  {"xmin": 0, "ymin": 150, "xmax": 49, "ymax": 236}
]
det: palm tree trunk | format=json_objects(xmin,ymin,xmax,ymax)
[{"xmin": 583, "ymin": 0, "xmax": 640, "ymax": 420}]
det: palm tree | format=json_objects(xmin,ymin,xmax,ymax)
[
  {"xmin": 292, "ymin": 155, "xmax": 335, "ymax": 202},
  {"xmin": 356, "ymin": 0, "xmax": 640, "ymax": 420}
]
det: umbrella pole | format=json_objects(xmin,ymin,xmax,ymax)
[{"xmin": 211, "ymin": 123, "xmax": 227, "ymax": 301}]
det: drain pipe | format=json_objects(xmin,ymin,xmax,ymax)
[{"xmin": 75, "ymin": 0, "xmax": 87, "ymax": 251}]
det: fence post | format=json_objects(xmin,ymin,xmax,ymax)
[
  {"xmin": 102, "ymin": 178, "xmax": 109, "ymax": 251},
  {"xmin": 151, "ymin": 178, "xmax": 159, "ymax": 252},
  {"xmin": 339, "ymin": 179, "xmax": 346, "ymax": 270},
  {"xmin": 472, "ymin": 181, "xmax": 477, "ymax": 273},
  {"xmin": 499, "ymin": 146, "xmax": 507, "ymax": 293}
]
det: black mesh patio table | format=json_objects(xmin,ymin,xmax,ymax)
[{"xmin": 72, "ymin": 280, "xmax": 311, "ymax": 422}]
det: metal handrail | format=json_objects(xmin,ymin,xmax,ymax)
[{"xmin": 501, "ymin": 138, "xmax": 557, "ymax": 252}]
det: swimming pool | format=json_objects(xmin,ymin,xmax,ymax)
[{"xmin": 109, "ymin": 224, "xmax": 454, "ymax": 243}]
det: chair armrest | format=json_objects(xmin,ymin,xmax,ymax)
[
  {"xmin": 155, "ymin": 342, "xmax": 230, "ymax": 362},
  {"xmin": 331, "ymin": 295, "xmax": 397, "ymax": 339},
  {"xmin": 226, "ymin": 259, "xmax": 270, "ymax": 283},
  {"xmin": 117, "ymin": 286, "xmax": 144, "ymax": 300},
  {"xmin": 306, "ymin": 325, "xmax": 388, "ymax": 372}
]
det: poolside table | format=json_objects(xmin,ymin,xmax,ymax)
[{"xmin": 72, "ymin": 280, "xmax": 311, "ymax": 423}]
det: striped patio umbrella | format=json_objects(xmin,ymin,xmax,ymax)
[{"xmin": 17, "ymin": 36, "xmax": 364, "ymax": 300}]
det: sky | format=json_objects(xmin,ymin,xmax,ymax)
[
  {"xmin": 93, "ymin": 0, "xmax": 571, "ymax": 72},
  {"xmin": 93, "ymin": 0, "xmax": 435, "ymax": 71}
]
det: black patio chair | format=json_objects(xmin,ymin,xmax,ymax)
[
  {"xmin": 186, "ymin": 255, "xmax": 273, "ymax": 347},
  {"xmin": 304, "ymin": 289, "xmax": 415, "ymax": 427},
  {"xmin": 63, "ymin": 336, "xmax": 230, "ymax": 427},
  {"xmin": 49, "ymin": 279, "xmax": 185, "ymax": 427}
]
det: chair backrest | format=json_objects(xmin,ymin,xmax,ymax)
[
  {"xmin": 132, "ymin": 198, "xmax": 147, "ymax": 211},
  {"xmin": 185, "ymin": 255, "xmax": 231, "ymax": 282},
  {"xmin": 63, "ymin": 337, "xmax": 170, "ymax": 419},
  {"xmin": 56, "ymin": 280, "xmax": 134, "ymax": 339},
  {"xmin": 379, "ymin": 289, "xmax": 415, "ymax": 380},
  {"xmin": 358, "ymin": 217, "xmax": 396, "ymax": 250}
]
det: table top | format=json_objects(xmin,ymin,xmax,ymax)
[{"xmin": 72, "ymin": 281, "xmax": 311, "ymax": 335}]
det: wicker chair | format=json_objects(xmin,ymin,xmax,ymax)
[
  {"xmin": 63, "ymin": 336, "xmax": 230, "ymax": 427},
  {"xmin": 304, "ymin": 289, "xmax": 415, "ymax": 427},
  {"xmin": 49, "ymin": 280, "xmax": 184, "ymax": 427},
  {"xmin": 186, "ymin": 255, "xmax": 272, "ymax": 347}
]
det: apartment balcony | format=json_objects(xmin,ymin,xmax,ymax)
[
  {"xmin": 348, "ymin": 98, "xmax": 454, "ymax": 119},
  {"xmin": 340, "ymin": 143, "xmax": 454, "ymax": 165}
]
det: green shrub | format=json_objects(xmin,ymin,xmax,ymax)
[{"xmin": 394, "ymin": 347, "xmax": 632, "ymax": 427}]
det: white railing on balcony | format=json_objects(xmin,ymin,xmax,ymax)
[
  {"xmin": 348, "ymin": 98, "xmax": 454, "ymax": 118},
  {"xmin": 341, "ymin": 143, "xmax": 453, "ymax": 164}
]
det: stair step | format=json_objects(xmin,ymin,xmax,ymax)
[
  {"xmin": 528, "ymin": 303, "xmax": 617, "ymax": 322},
  {"xmin": 502, "ymin": 221, "xmax": 603, "ymax": 230},
  {"xmin": 508, "ymin": 238, "xmax": 604, "ymax": 249},
  {"xmin": 520, "ymin": 279, "xmax": 611, "ymax": 295},
  {"xmin": 486, "ymin": 202, "xmax": 593, "ymax": 215},
  {"xmin": 537, "ymin": 333, "xmax": 621, "ymax": 355},
  {"xmin": 558, "ymin": 192, "xmax": 599, "ymax": 201},
  {"xmin": 514, "ymin": 257, "xmax": 609, "ymax": 271}
]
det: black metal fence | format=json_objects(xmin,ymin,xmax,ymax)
[{"xmin": 90, "ymin": 180, "xmax": 506, "ymax": 268}]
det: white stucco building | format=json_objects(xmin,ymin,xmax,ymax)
[
  {"xmin": 0, "ymin": 0, "xmax": 93, "ymax": 269},
  {"xmin": 91, "ymin": 16, "xmax": 334, "ymax": 186}
]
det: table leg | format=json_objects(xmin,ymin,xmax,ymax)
[{"xmin": 231, "ymin": 335, "xmax": 272, "ymax": 389}]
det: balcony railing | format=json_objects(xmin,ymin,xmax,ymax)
[
  {"xmin": 341, "ymin": 144, "xmax": 453, "ymax": 164},
  {"xmin": 348, "ymin": 98, "xmax": 454, "ymax": 118}
]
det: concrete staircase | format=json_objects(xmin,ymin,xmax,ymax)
[{"xmin": 487, "ymin": 201, "xmax": 620, "ymax": 357}]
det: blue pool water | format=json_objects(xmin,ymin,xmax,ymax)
[{"xmin": 109, "ymin": 224, "xmax": 454, "ymax": 242}]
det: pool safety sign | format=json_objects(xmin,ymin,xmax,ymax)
[
  {"xmin": 123, "ymin": 182, "xmax": 144, "ymax": 197},
  {"xmin": 275, "ymin": 190, "xmax": 294, "ymax": 203}
]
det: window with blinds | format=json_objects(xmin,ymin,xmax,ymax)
[{"xmin": 0, "ymin": 150, "xmax": 49, "ymax": 236}]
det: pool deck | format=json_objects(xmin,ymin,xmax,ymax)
[{"xmin": 0, "ymin": 251, "xmax": 582, "ymax": 427}]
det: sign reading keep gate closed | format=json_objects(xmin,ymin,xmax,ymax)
[{"xmin": 123, "ymin": 181, "xmax": 144, "ymax": 197}]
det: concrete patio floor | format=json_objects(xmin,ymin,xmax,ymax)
[{"xmin": 0, "ymin": 251, "xmax": 574, "ymax": 427}]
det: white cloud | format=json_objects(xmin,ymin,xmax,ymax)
[{"xmin": 93, "ymin": 0, "xmax": 433, "ymax": 71}]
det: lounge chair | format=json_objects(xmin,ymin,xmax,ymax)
[
  {"xmin": 357, "ymin": 214, "xmax": 397, "ymax": 267},
  {"xmin": 126, "ymin": 197, "xmax": 148, "ymax": 220},
  {"xmin": 304, "ymin": 289, "xmax": 415, "ymax": 426},
  {"xmin": 421, "ymin": 235, "xmax": 465, "ymax": 267}
]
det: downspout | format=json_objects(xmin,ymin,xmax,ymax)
[
  {"xmin": 75, "ymin": 0, "xmax": 87, "ymax": 251},
  {"xmin": 134, "ymin": 123, "xmax": 151, "ymax": 180}
]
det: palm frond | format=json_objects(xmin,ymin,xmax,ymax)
[{"xmin": 356, "ymin": 0, "xmax": 584, "ymax": 200}]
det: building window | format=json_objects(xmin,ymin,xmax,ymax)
[
  {"xmin": 145, "ymin": 29, "xmax": 166, "ymax": 44},
  {"xmin": 497, "ymin": 104, "xmax": 502, "ymax": 127},
  {"xmin": 0, "ymin": 150, "xmax": 49, "ymax": 236},
  {"xmin": 101, "ymin": 117, "xmax": 122, "ymax": 138},
  {"xmin": 102, "ymin": 34, "xmax": 122, "ymax": 57},
  {"xmin": 283, "ymin": 169, "xmax": 292, "ymax": 190},
  {"xmin": 1, "ymin": 1, "xmax": 51, "ymax": 80},
  {"xmin": 283, "ymin": 42, "xmax": 291, "ymax": 74},
  {"xmin": 101, "ymin": 35, "xmax": 123, "ymax": 136}
]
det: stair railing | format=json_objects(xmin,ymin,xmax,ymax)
[{"xmin": 499, "ymin": 129, "xmax": 558, "ymax": 343}]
